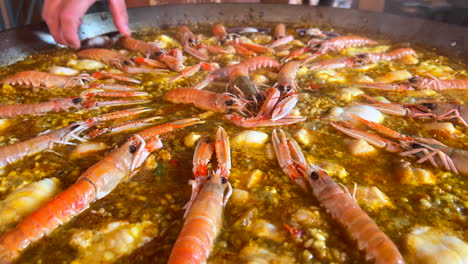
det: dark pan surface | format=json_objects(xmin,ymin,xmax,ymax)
[{"xmin": 1, "ymin": 4, "xmax": 468, "ymax": 66}]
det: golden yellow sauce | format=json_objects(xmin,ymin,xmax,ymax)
[{"xmin": 0, "ymin": 24, "xmax": 465, "ymax": 264}]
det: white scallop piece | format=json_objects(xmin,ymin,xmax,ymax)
[
  {"xmin": 406, "ymin": 226, "xmax": 468, "ymax": 264},
  {"xmin": 49, "ymin": 66, "xmax": 80, "ymax": 76},
  {"xmin": 232, "ymin": 130, "xmax": 269, "ymax": 148},
  {"xmin": 341, "ymin": 105, "xmax": 384, "ymax": 123}
]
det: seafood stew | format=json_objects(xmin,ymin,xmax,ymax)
[{"xmin": 0, "ymin": 22, "xmax": 467, "ymax": 264}]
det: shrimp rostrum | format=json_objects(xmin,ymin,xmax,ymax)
[
  {"xmin": 271, "ymin": 129, "xmax": 404, "ymax": 264},
  {"xmin": 168, "ymin": 127, "xmax": 232, "ymax": 264}
]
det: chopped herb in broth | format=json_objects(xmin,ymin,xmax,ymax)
[{"xmin": 0, "ymin": 23, "xmax": 466, "ymax": 264}]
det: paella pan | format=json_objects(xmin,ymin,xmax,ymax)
[{"xmin": 0, "ymin": 3, "xmax": 466, "ymax": 264}]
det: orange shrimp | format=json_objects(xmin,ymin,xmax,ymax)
[
  {"xmin": 408, "ymin": 76, "xmax": 468, "ymax": 91},
  {"xmin": 0, "ymin": 93, "xmax": 149, "ymax": 119},
  {"xmin": 77, "ymin": 48, "xmax": 134, "ymax": 71},
  {"xmin": 268, "ymin": 24, "xmax": 294, "ymax": 49},
  {"xmin": 91, "ymin": 71, "xmax": 142, "ymax": 83},
  {"xmin": 190, "ymin": 56, "xmax": 279, "ymax": 90},
  {"xmin": 163, "ymin": 88, "xmax": 246, "ymax": 113},
  {"xmin": 242, "ymin": 55, "xmax": 280, "ymax": 71},
  {"xmin": 277, "ymin": 61, "xmax": 303, "ymax": 94},
  {"xmin": 235, "ymin": 40, "xmax": 274, "ymax": 55},
  {"xmin": 168, "ymin": 127, "xmax": 231, "ymax": 264},
  {"xmin": 213, "ymin": 24, "xmax": 228, "ymax": 43},
  {"xmin": 232, "ymin": 41, "xmax": 256, "ymax": 57},
  {"xmin": 136, "ymin": 118, "xmax": 202, "ymax": 141},
  {"xmin": 1, "ymin": 71, "xmax": 92, "ymax": 89},
  {"xmin": 347, "ymin": 48, "xmax": 418, "ymax": 65},
  {"xmin": 302, "ymin": 36, "xmax": 378, "ymax": 63},
  {"xmin": 177, "ymin": 26, "xmax": 201, "ymax": 47},
  {"xmin": 312, "ymin": 36, "xmax": 378, "ymax": 53},
  {"xmin": 168, "ymin": 62, "xmax": 218, "ymax": 83},
  {"xmin": 183, "ymin": 45, "xmax": 209, "ymax": 61},
  {"xmin": 134, "ymin": 57, "xmax": 168, "ymax": 69},
  {"xmin": 0, "ymin": 108, "xmax": 150, "ymax": 169},
  {"xmin": 212, "ymin": 24, "xmax": 238, "ymax": 45},
  {"xmin": 158, "ymin": 53, "xmax": 185, "ymax": 72},
  {"xmin": 120, "ymin": 37, "xmax": 164, "ymax": 58},
  {"xmin": 272, "ymin": 129, "xmax": 404, "ymax": 264},
  {"xmin": 0, "ymin": 119, "xmax": 201, "ymax": 263},
  {"xmin": 273, "ymin": 23, "xmax": 287, "ymax": 40},
  {"xmin": 224, "ymin": 87, "xmax": 304, "ymax": 127}
]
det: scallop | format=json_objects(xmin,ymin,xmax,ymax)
[
  {"xmin": 230, "ymin": 189, "xmax": 250, "ymax": 205},
  {"xmin": 394, "ymin": 161, "xmax": 437, "ymax": 185},
  {"xmin": 70, "ymin": 221, "xmax": 156, "ymax": 264},
  {"xmin": 315, "ymin": 69, "xmax": 346, "ymax": 83},
  {"xmin": 406, "ymin": 226, "xmax": 468, "ymax": 264},
  {"xmin": 340, "ymin": 45, "xmax": 390, "ymax": 56},
  {"xmin": 347, "ymin": 138, "xmax": 376, "ymax": 156},
  {"xmin": 232, "ymin": 130, "xmax": 268, "ymax": 148},
  {"xmin": 0, "ymin": 178, "xmax": 61, "ymax": 233},
  {"xmin": 240, "ymin": 243, "xmax": 294, "ymax": 264},
  {"xmin": 414, "ymin": 61, "xmax": 456, "ymax": 79},
  {"xmin": 354, "ymin": 185, "xmax": 394, "ymax": 210},
  {"xmin": 250, "ymin": 219, "xmax": 285, "ymax": 243},
  {"xmin": 294, "ymin": 128, "xmax": 316, "ymax": 146},
  {"xmin": 184, "ymin": 132, "xmax": 202, "ymax": 148},
  {"xmin": 70, "ymin": 142, "xmax": 109, "ymax": 159},
  {"xmin": 251, "ymin": 74, "xmax": 269, "ymax": 86},
  {"xmin": 156, "ymin": 35, "xmax": 181, "ymax": 48},
  {"xmin": 328, "ymin": 105, "xmax": 384, "ymax": 124},
  {"xmin": 375, "ymin": 70, "xmax": 412, "ymax": 83},
  {"xmin": 0, "ymin": 119, "xmax": 11, "ymax": 131},
  {"xmin": 68, "ymin": 59, "xmax": 106, "ymax": 71},
  {"xmin": 338, "ymin": 87, "xmax": 364, "ymax": 102},
  {"xmin": 49, "ymin": 66, "xmax": 80, "ymax": 76},
  {"xmin": 422, "ymin": 122, "xmax": 460, "ymax": 136}
]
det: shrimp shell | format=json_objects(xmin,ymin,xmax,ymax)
[
  {"xmin": 2, "ymin": 71, "xmax": 89, "ymax": 88},
  {"xmin": 120, "ymin": 37, "xmax": 163, "ymax": 57},
  {"xmin": 164, "ymin": 88, "xmax": 242, "ymax": 113},
  {"xmin": 168, "ymin": 173, "xmax": 227, "ymax": 264},
  {"xmin": 0, "ymin": 140, "xmax": 142, "ymax": 262},
  {"xmin": 77, "ymin": 49, "xmax": 133, "ymax": 71},
  {"xmin": 306, "ymin": 169, "xmax": 404, "ymax": 264}
]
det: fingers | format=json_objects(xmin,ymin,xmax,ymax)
[
  {"xmin": 108, "ymin": 0, "xmax": 131, "ymax": 37},
  {"xmin": 60, "ymin": 0, "xmax": 97, "ymax": 49},
  {"xmin": 42, "ymin": 0, "xmax": 130, "ymax": 49},
  {"xmin": 42, "ymin": 0, "xmax": 66, "ymax": 45}
]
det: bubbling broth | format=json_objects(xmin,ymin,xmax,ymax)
[{"xmin": 0, "ymin": 23, "xmax": 466, "ymax": 264}]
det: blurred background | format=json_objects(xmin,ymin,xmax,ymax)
[{"xmin": 0, "ymin": 0, "xmax": 466, "ymax": 31}]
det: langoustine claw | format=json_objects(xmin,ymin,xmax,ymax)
[
  {"xmin": 225, "ymin": 87, "xmax": 304, "ymax": 128},
  {"xmin": 168, "ymin": 127, "xmax": 231, "ymax": 264}
]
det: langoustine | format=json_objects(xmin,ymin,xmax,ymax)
[
  {"xmin": 0, "ymin": 118, "xmax": 201, "ymax": 263},
  {"xmin": 272, "ymin": 129, "xmax": 404, "ymax": 264},
  {"xmin": 2, "ymin": 71, "xmax": 92, "ymax": 89},
  {"xmin": 168, "ymin": 127, "xmax": 232, "ymax": 264}
]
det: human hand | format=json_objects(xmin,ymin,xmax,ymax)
[{"xmin": 42, "ymin": 0, "xmax": 131, "ymax": 49}]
